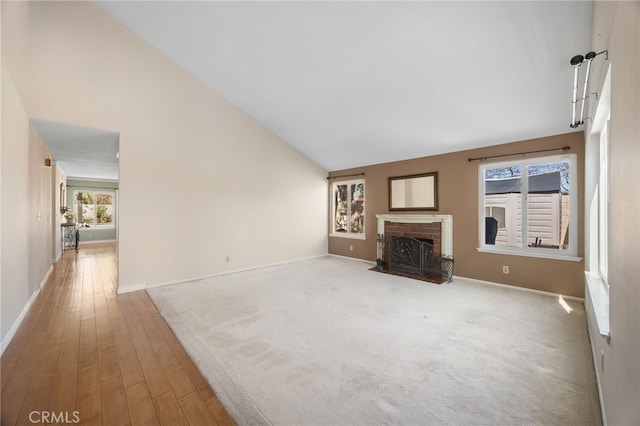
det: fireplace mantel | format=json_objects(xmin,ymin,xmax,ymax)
[{"xmin": 376, "ymin": 214, "xmax": 453, "ymax": 257}]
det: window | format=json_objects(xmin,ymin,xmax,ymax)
[
  {"xmin": 331, "ymin": 179, "xmax": 365, "ymax": 238},
  {"xmin": 584, "ymin": 66, "xmax": 610, "ymax": 337},
  {"xmin": 598, "ymin": 120, "xmax": 609, "ymax": 285},
  {"xmin": 586, "ymin": 64, "xmax": 611, "ymax": 291},
  {"xmin": 74, "ymin": 190, "xmax": 115, "ymax": 228},
  {"xmin": 479, "ymin": 154, "xmax": 578, "ymax": 259}
]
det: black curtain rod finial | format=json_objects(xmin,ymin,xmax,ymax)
[{"xmin": 570, "ymin": 54, "xmax": 584, "ymax": 66}]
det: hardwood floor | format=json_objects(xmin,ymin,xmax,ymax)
[{"xmin": 1, "ymin": 243, "xmax": 234, "ymax": 426}]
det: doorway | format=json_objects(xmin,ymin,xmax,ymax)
[{"xmin": 31, "ymin": 118, "xmax": 120, "ymax": 288}]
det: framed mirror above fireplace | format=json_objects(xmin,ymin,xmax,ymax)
[{"xmin": 388, "ymin": 171, "xmax": 438, "ymax": 211}]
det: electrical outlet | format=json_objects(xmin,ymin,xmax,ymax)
[
  {"xmin": 349, "ymin": 245, "xmax": 354, "ymax": 252},
  {"xmin": 502, "ymin": 265, "xmax": 509, "ymax": 274},
  {"xmin": 226, "ymin": 256, "xmax": 230, "ymax": 262}
]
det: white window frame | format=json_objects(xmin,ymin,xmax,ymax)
[
  {"xmin": 589, "ymin": 64, "xmax": 611, "ymax": 291},
  {"xmin": 330, "ymin": 179, "xmax": 365, "ymax": 239},
  {"xmin": 584, "ymin": 64, "xmax": 611, "ymax": 340},
  {"xmin": 477, "ymin": 154, "xmax": 580, "ymax": 261},
  {"xmin": 73, "ymin": 189, "xmax": 116, "ymax": 229},
  {"xmin": 598, "ymin": 120, "xmax": 609, "ymax": 287}
]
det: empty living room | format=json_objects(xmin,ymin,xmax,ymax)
[{"xmin": 1, "ymin": 1, "xmax": 638, "ymax": 425}]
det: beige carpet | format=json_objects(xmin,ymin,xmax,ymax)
[{"xmin": 148, "ymin": 255, "xmax": 601, "ymax": 425}]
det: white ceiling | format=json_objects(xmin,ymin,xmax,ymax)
[
  {"xmin": 32, "ymin": 118, "xmax": 119, "ymax": 181},
  {"xmin": 37, "ymin": 1, "xmax": 593, "ymax": 177},
  {"xmin": 95, "ymin": 1, "xmax": 592, "ymax": 171}
]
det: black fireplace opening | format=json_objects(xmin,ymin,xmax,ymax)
[
  {"xmin": 386, "ymin": 236, "xmax": 454, "ymax": 283},
  {"xmin": 389, "ymin": 236, "xmax": 433, "ymax": 278}
]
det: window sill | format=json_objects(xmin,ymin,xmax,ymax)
[
  {"xmin": 585, "ymin": 271, "xmax": 610, "ymax": 342},
  {"xmin": 329, "ymin": 233, "xmax": 366, "ymax": 240},
  {"xmin": 476, "ymin": 247, "xmax": 582, "ymax": 262}
]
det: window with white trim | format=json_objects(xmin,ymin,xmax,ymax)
[
  {"xmin": 598, "ymin": 120, "xmax": 609, "ymax": 286},
  {"xmin": 331, "ymin": 179, "xmax": 365, "ymax": 238},
  {"xmin": 479, "ymin": 154, "xmax": 578, "ymax": 258},
  {"xmin": 74, "ymin": 190, "xmax": 115, "ymax": 228},
  {"xmin": 587, "ymin": 64, "xmax": 611, "ymax": 291}
]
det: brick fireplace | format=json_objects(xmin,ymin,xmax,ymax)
[{"xmin": 376, "ymin": 214, "xmax": 453, "ymax": 283}]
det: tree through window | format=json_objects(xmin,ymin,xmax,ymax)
[
  {"xmin": 75, "ymin": 190, "xmax": 114, "ymax": 227},
  {"xmin": 331, "ymin": 179, "xmax": 365, "ymax": 238}
]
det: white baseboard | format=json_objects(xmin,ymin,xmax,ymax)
[
  {"xmin": 41, "ymin": 264, "xmax": 54, "ymax": 290},
  {"xmin": 136, "ymin": 253, "xmax": 330, "ymax": 293},
  {"xmin": 79, "ymin": 239, "xmax": 117, "ymax": 245},
  {"xmin": 1, "ymin": 287, "xmax": 40, "ymax": 355},
  {"xmin": 328, "ymin": 253, "xmax": 377, "ymax": 266},
  {"xmin": 1, "ymin": 265, "xmax": 54, "ymax": 355},
  {"xmin": 325, "ymin": 256, "xmax": 582, "ymax": 301},
  {"xmin": 454, "ymin": 275, "xmax": 585, "ymax": 302},
  {"xmin": 119, "ymin": 255, "xmax": 581, "ymax": 305},
  {"xmin": 116, "ymin": 282, "xmax": 146, "ymax": 294}
]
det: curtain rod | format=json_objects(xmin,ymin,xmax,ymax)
[
  {"xmin": 327, "ymin": 172, "xmax": 365, "ymax": 180},
  {"xmin": 468, "ymin": 146, "xmax": 571, "ymax": 162},
  {"xmin": 66, "ymin": 184, "xmax": 118, "ymax": 187},
  {"xmin": 66, "ymin": 184, "xmax": 119, "ymax": 190}
]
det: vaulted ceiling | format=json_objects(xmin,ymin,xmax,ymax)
[{"xmin": 39, "ymin": 1, "xmax": 593, "ymax": 177}]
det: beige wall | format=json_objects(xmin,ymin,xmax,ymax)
[
  {"xmin": 25, "ymin": 2, "xmax": 328, "ymax": 293},
  {"xmin": 1, "ymin": 1, "xmax": 31, "ymax": 344},
  {"xmin": 584, "ymin": 2, "xmax": 640, "ymax": 424},
  {"xmin": 329, "ymin": 131, "xmax": 585, "ymax": 297},
  {"xmin": 1, "ymin": 1, "xmax": 54, "ymax": 347}
]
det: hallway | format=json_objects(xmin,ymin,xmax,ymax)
[{"xmin": 1, "ymin": 243, "xmax": 233, "ymax": 425}]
